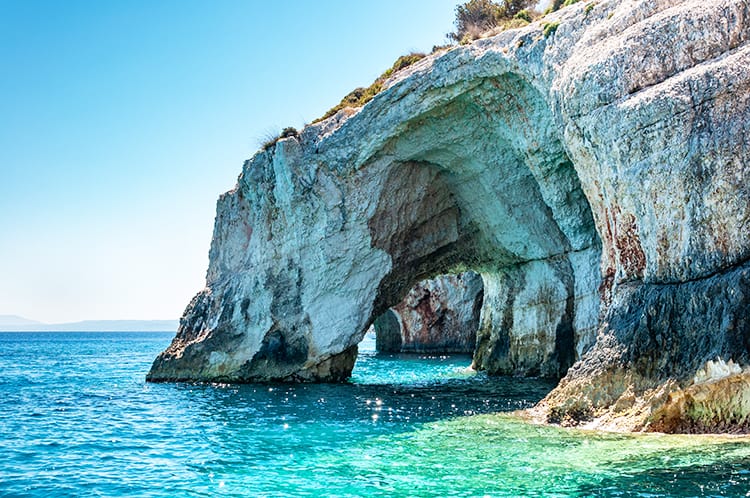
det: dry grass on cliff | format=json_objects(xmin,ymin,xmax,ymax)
[
  {"xmin": 479, "ymin": 16, "xmax": 532, "ymax": 39},
  {"xmin": 311, "ymin": 0, "xmax": 591, "ymax": 125},
  {"xmin": 313, "ymin": 52, "xmax": 429, "ymax": 123},
  {"xmin": 259, "ymin": 126, "xmax": 299, "ymax": 151}
]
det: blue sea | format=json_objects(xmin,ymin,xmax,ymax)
[{"xmin": 1, "ymin": 332, "xmax": 750, "ymax": 497}]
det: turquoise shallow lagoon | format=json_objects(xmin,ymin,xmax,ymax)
[{"xmin": 1, "ymin": 332, "xmax": 749, "ymax": 497}]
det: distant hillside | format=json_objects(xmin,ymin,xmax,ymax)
[
  {"xmin": 0, "ymin": 319, "xmax": 178, "ymax": 332},
  {"xmin": 0, "ymin": 315, "xmax": 42, "ymax": 327}
]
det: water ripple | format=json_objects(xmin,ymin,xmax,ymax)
[{"xmin": 1, "ymin": 332, "xmax": 749, "ymax": 497}]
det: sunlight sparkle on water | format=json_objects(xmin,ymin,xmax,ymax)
[{"xmin": 1, "ymin": 332, "xmax": 750, "ymax": 497}]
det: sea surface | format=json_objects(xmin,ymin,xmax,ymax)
[{"xmin": 1, "ymin": 332, "xmax": 750, "ymax": 497}]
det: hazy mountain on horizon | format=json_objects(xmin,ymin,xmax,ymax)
[
  {"xmin": 0, "ymin": 315, "xmax": 178, "ymax": 332},
  {"xmin": 0, "ymin": 315, "xmax": 43, "ymax": 326}
]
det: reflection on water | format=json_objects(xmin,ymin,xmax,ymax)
[{"xmin": 1, "ymin": 332, "xmax": 749, "ymax": 497}]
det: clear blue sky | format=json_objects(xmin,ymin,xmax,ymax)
[{"xmin": 0, "ymin": 0, "xmax": 458, "ymax": 323}]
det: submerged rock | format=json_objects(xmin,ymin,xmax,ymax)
[{"xmin": 149, "ymin": 0, "xmax": 750, "ymax": 432}]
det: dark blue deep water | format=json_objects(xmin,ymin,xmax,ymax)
[{"xmin": 1, "ymin": 332, "xmax": 750, "ymax": 497}]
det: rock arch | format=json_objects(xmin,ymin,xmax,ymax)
[
  {"xmin": 365, "ymin": 73, "xmax": 601, "ymax": 378},
  {"xmin": 373, "ymin": 271, "xmax": 484, "ymax": 354},
  {"xmin": 149, "ymin": 0, "xmax": 750, "ymax": 431},
  {"xmin": 147, "ymin": 69, "xmax": 601, "ymax": 383}
]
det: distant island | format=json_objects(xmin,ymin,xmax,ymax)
[{"xmin": 0, "ymin": 315, "xmax": 178, "ymax": 332}]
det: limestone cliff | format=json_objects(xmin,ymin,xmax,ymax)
[
  {"xmin": 148, "ymin": 0, "xmax": 750, "ymax": 432},
  {"xmin": 374, "ymin": 272, "xmax": 483, "ymax": 353}
]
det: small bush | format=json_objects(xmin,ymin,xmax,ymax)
[
  {"xmin": 280, "ymin": 127, "xmax": 298, "ymax": 139},
  {"xmin": 544, "ymin": 0, "xmax": 584, "ymax": 15},
  {"xmin": 482, "ymin": 17, "xmax": 530, "ymax": 39},
  {"xmin": 514, "ymin": 9, "xmax": 532, "ymax": 22},
  {"xmin": 542, "ymin": 20, "xmax": 560, "ymax": 37},
  {"xmin": 259, "ymin": 129, "xmax": 280, "ymax": 151},
  {"xmin": 431, "ymin": 44, "xmax": 453, "ymax": 54},
  {"xmin": 259, "ymin": 127, "xmax": 300, "ymax": 151},
  {"xmin": 449, "ymin": 0, "xmax": 503, "ymax": 43},
  {"xmin": 585, "ymin": 2, "xmax": 596, "ymax": 14},
  {"xmin": 448, "ymin": 0, "xmax": 535, "ymax": 43},
  {"xmin": 314, "ymin": 52, "xmax": 427, "ymax": 123},
  {"xmin": 380, "ymin": 53, "xmax": 426, "ymax": 79}
]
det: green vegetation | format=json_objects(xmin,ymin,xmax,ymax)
[
  {"xmin": 309, "ymin": 0, "xmax": 599, "ymax": 128},
  {"xmin": 260, "ymin": 126, "xmax": 300, "ymax": 151},
  {"xmin": 585, "ymin": 2, "xmax": 596, "ymax": 15},
  {"xmin": 448, "ymin": 0, "xmax": 535, "ymax": 44},
  {"xmin": 542, "ymin": 20, "xmax": 560, "ymax": 37},
  {"xmin": 314, "ymin": 52, "xmax": 427, "ymax": 123},
  {"xmin": 545, "ymin": 0, "xmax": 585, "ymax": 15},
  {"xmin": 514, "ymin": 9, "xmax": 532, "ymax": 22},
  {"xmin": 280, "ymin": 127, "xmax": 298, "ymax": 139},
  {"xmin": 260, "ymin": 130, "xmax": 281, "ymax": 151}
]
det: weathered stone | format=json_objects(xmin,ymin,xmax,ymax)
[
  {"xmin": 538, "ymin": 259, "xmax": 750, "ymax": 431},
  {"xmin": 473, "ymin": 254, "xmax": 597, "ymax": 378},
  {"xmin": 374, "ymin": 309, "xmax": 402, "ymax": 353},
  {"xmin": 149, "ymin": 0, "xmax": 750, "ymax": 432},
  {"xmin": 375, "ymin": 271, "xmax": 483, "ymax": 354},
  {"xmin": 647, "ymin": 371, "xmax": 750, "ymax": 434}
]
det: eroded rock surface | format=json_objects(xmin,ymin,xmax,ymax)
[
  {"xmin": 374, "ymin": 272, "xmax": 483, "ymax": 354},
  {"xmin": 149, "ymin": 0, "xmax": 750, "ymax": 432}
]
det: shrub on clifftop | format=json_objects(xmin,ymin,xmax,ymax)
[
  {"xmin": 314, "ymin": 52, "xmax": 427, "ymax": 122},
  {"xmin": 449, "ymin": 0, "xmax": 535, "ymax": 43}
]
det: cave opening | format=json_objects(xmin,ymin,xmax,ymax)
[
  {"xmin": 355, "ymin": 73, "xmax": 602, "ymax": 383},
  {"xmin": 372, "ymin": 271, "xmax": 483, "ymax": 355},
  {"xmin": 349, "ymin": 270, "xmax": 482, "ymax": 385}
]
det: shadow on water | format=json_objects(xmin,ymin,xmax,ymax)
[{"xmin": 173, "ymin": 371, "xmax": 556, "ymax": 426}]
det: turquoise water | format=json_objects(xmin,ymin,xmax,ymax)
[{"xmin": 1, "ymin": 332, "xmax": 750, "ymax": 497}]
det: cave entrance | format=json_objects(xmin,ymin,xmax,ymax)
[
  {"xmin": 373, "ymin": 271, "xmax": 483, "ymax": 355},
  {"xmin": 350, "ymin": 270, "xmax": 482, "ymax": 384},
  {"xmin": 360, "ymin": 73, "xmax": 602, "ymax": 381},
  {"xmin": 146, "ymin": 73, "xmax": 604, "ymax": 386}
]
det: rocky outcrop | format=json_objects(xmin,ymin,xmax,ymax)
[
  {"xmin": 374, "ymin": 272, "xmax": 483, "ymax": 353},
  {"xmin": 473, "ymin": 252, "xmax": 600, "ymax": 377},
  {"xmin": 538, "ymin": 260, "xmax": 750, "ymax": 431},
  {"xmin": 373, "ymin": 310, "xmax": 403, "ymax": 353},
  {"xmin": 149, "ymin": 0, "xmax": 750, "ymax": 432}
]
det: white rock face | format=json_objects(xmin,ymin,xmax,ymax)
[
  {"xmin": 149, "ymin": 0, "xmax": 750, "ymax": 432},
  {"xmin": 473, "ymin": 250, "xmax": 599, "ymax": 377},
  {"xmin": 694, "ymin": 358, "xmax": 744, "ymax": 385}
]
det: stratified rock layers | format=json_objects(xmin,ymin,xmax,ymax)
[{"xmin": 148, "ymin": 0, "xmax": 750, "ymax": 431}]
